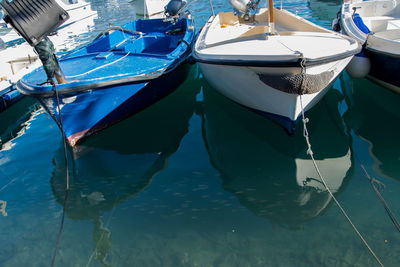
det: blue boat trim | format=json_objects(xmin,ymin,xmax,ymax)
[{"xmin": 17, "ymin": 65, "xmax": 168, "ymax": 97}]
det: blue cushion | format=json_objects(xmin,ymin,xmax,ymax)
[{"xmin": 353, "ymin": 13, "xmax": 371, "ymax": 34}]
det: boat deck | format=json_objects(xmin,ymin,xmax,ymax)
[{"xmin": 198, "ymin": 9, "xmax": 358, "ymax": 62}]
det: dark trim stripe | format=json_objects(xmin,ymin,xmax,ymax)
[{"xmin": 193, "ymin": 50, "xmax": 358, "ymax": 68}]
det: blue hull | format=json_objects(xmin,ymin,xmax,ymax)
[
  {"xmin": 17, "ymin": 18, "xmax": 195, "ymax": 146},
  {"xmin": 40, "ymin": 63, "xmax": 190, "ymax": 146},
  {"xmin": 366, "ymin": 48, "xmax": 400, "ymax": 91}
]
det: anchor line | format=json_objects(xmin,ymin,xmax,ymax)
[
  {"xmin": 85, "ymin": 199, "xmax": 116, "ymax": 267},
  {"xmin": 51, "ymin": 81, "xmax": 71, "ymax": 267},
  {"xmin": 322, "ymin": 75, "xmax": 400, "ymax": 233},
  {"xmin": 354, "ymin": 152, "xmax": 400, "ymax": 233},
  {"xmin": 298, "ymin": 56, "xmax": 384, "ymax": 267}
]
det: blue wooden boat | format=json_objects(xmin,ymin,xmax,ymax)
[{"xmin": 16, "ymin": 17, "xmax": 195, "ymax": 146}]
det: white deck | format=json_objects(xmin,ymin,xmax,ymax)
[{"xmin": 197, "ymin": 9, "xmax": 358, "ymax": 62}]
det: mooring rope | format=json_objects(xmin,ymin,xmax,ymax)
[
  {"xmin": 51, "ymin": 81, "xmax": 71, "ymax": 267},
  {"xmin": 298, "ymin": 57, "xmax": 384, "ymax": 267},
  {"xmin": 85, "ymin": 207, "xmax": 116, "ymax": 267},
  {"xmin": 354, "ymin": 149, "xmax": 400, "ymax": 232},
  {"xmin": 323, "ymin": 84, "xmax": 400, "ymax": 234}
]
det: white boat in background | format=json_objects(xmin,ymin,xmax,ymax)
[
  {"xmin": 337, "ymin": 0, "xmax": 400, "ymax": 93},
  {"xmin": 194, "ymin": 0, "xmax": 360, "ymax": 133},
  {"xmin": 0, "ymin": 0, "xmax": 97, "ymax": 112},
  {"xmin": 130, "ymin": 0, "xmax": 169, "ymax": 18}
]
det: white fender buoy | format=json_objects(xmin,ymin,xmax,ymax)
[{"xmin": 346, "ymin": 52, "xmax": 371, "ymax": 78}]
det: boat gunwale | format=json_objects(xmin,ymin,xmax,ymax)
[
  {"xmin": 60, "ymin": 51, "xmax": 171, "ymax": 62},
  {"xmin": 365, "ymin": 44, "xmax": 400, "ymax": 57},
  {"xmin": 16, "ymin": 49, "xmax": 191, "ymax": 97},
  {"xmin": 193, "ymin": 49, "xmax": 359, "ymax": 67},
  {"xmin": 16, "ymin": 18, "xmax": 195, "ymax": 97}
]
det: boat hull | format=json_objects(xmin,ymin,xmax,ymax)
[
  {"xmin": 199, "ymin": 56, "xmax": 352, "ymax": 133},
  {"xmin": 39, "ymin": 63, "xmax": 190, "ymax": 146},
  {"xmin": 338, "ymin": 0, "xmax": 400, "ymax": 93},
  {"xmin": 365, "ymin": 48, "xmax": 400, "ymax": 93}
]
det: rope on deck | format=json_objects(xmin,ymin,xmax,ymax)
[{"xmin": 298, "ymin": 57, "xmax": 384, "ymax": 267}]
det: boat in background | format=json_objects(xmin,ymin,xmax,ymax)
[
  {"xmin": 130, "ymin": 0, "xmax": 169, "ymax": 18},
  {"xmin": 0, "ymin": 0, "xmax": 97, "ymax": 112},
  {"xmin": 194, "ymin": 0, "xmax": 360, "ymax": 133},
  {"xmin": 17, "ymin": 2, "xmax": 195, "ymax": 146},
  {"xmin": 337, "ymin": 0, "xmax": 400, "ymax": 93}
]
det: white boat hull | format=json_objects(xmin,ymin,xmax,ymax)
[
  {"xmin": 199, "ymin": 55, "xmax": 352, "ymax": 133},
  {"xmin": 194, "ymin": 8, "xmax": 360, "ymax": 133}
]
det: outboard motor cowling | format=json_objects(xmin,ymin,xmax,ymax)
[
  {"xmin": 230, "ymin": 0, "xmax": 260, "ymax": 21},
  {"xmin": 230, "ymin": 0, "xmax": 251, "ymax": 13},
  {"xmin": 164, "ymin": 0, "xmax": 188, "ymax": 21}
]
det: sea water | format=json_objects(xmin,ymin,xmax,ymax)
[{"xmin": 0, "ymin": 0, "xmax": 400, "ymax": 266}]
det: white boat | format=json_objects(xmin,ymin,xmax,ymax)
[
  {"xmin": 130, "ymin": 0, "xmax": 169, "ymax": 18},
  {"xmin": 0, "ymin": 0, "xmax": 97, "ymax": 112},
  {"xmin": 338, "ymin": 0, "xmax": 400, "ymax": 93},
  {"xmin": 194, "ymin": 0, "xmax": 360, "ymax": 133}
]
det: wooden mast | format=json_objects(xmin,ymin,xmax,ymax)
[{"xmin": 268, "ymin": 0, "xmax": 275, "ymax": 33}]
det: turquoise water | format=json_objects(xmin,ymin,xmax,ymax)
[{"xmin": 1, "ymin": 0, "xmax": 400, "ymax": 266}]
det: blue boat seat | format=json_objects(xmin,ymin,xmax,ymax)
[{"xmin": 124, "ymin": 36, "xmax": 176, "ymax": 54}]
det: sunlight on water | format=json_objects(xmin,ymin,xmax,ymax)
[{"xmin": 0, "ymin": 0, "xmax": 400, "ymax": 266}]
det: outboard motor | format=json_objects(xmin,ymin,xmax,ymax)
[
  {"xmin": 230, "ymin": 0, "xmax": 260, "ymax": 21},
  {"xmin": 164, "ymin": 0, "xmax": 189, "ymax": 22}
]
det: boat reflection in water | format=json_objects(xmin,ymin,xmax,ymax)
[
  {"xmin": 50, "ymin": 74, "xmax": 199, "ymax": 266},
  {"xmin": 307, "ymin": 0, "xmax": 343, "ymax": 25},
  {"xmin": 0, "ymin": 97, "xmax": 38, "ymax": 151},
  {"xmin": 201, "ymin": 85, "xmax": 353, "ymax": 228},
  {"xmin": 341, "ymin": 74, "xmax": 400, "ymax": 180}
]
